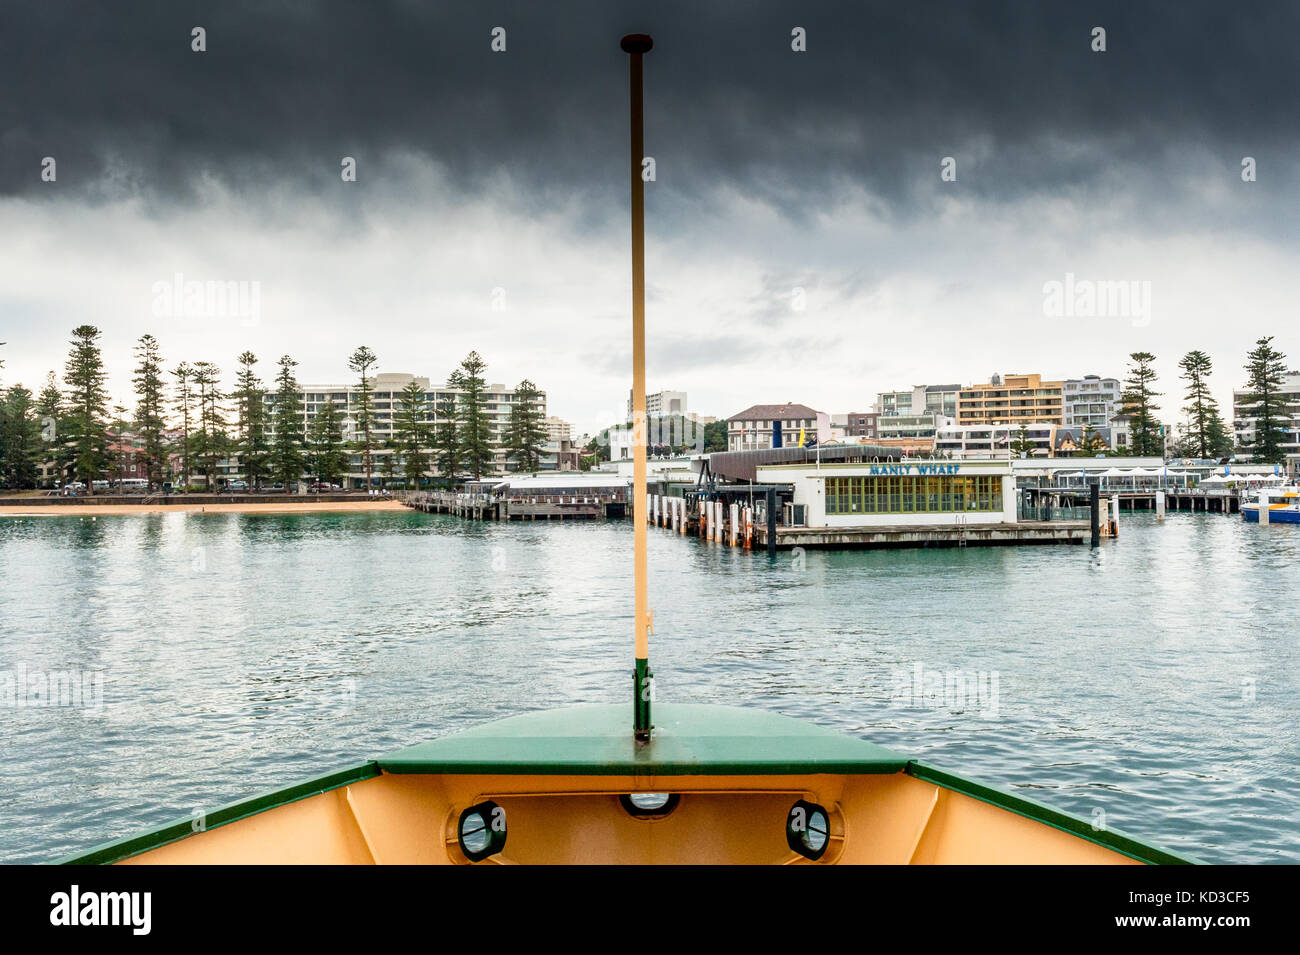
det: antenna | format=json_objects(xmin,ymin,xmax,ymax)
[{"xmin": 621, "ymin": 32, "xmax": 654, "ymax": 743}]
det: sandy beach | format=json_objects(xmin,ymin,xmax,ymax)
[{"xmin": 0, "ymin": 499, "xmax": 410, "ymax": 517}]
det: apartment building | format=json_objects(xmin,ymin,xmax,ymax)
[
  {"xmin": 957, "ymin": 373, "xmax": 1064, "ymax": 426},
  {"xmin": 935, "ymin": 423, "xmax": 1057, "ymax": 459},
  {"xmin": 544, "ymin": 416, "xmax": 572, "ymax": 444},
  {"xmin": 844, "ymin": 411, "xmax": 878, "ymax": 438},
  {"xmin": 627, "ymin": 389, "xmax": 688, "ymax": 419},
  {"xmin": 875, "ymin": 384, "xmax": 960, "ymax": 420},
  {"xmin": 1108, "ymin": 414, "xmax": 1175, "ymax": 457},
  {"xmin": 1062, "ymin": 375, "xmax": 1122, "ymax": 429},
  {"xmin": 204, "ymin": 372, "xmax": 548, "ymax": 487},
  {"xmin": 727, "ymin": 403, "xmax": 830, "ymax": 451},
  {"xmin": 1233, "ymin": 371, "xmax": 1300, "ymax": 469},
  {"xmin": 877, "ymin": 413, "xmax": 953, "ymax": 442}
]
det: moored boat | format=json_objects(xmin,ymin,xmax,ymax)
[{"xmin": 1242, "ymin": 488, "xmax": 1300, "ymax": 523}]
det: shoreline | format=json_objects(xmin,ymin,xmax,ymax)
[{"xmin": 0, "ymin": 500, "xmax": 410, "ymax": 517}]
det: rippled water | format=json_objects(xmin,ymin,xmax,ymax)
[{"xmin": 1, "ymin": 509, "xmax": 1296, "ymax": 863}]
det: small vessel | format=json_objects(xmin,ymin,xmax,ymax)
[
  {"xmin": 59, "ymin": 34, "xmax": 1195, "ymax": 866},
  {"xmin": 1242, "ymin": 488, "xmax": 1300, "ymax": 524}
]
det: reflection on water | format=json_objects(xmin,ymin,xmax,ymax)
[{"xmin": 1, "ymin": 510, "xmax": 1297, "ymax": 863}]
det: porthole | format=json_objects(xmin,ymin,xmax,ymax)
[
  {"xmin": 457, "ymin": 800, "xmax": 507, "ymax": 862},
  {"xmin": 786, "ymin": 799, "xmax": 831, "ymax": 860},
  {"xmin": 620, "ymin": 793, "xmax": 680, "ymax": 818}
]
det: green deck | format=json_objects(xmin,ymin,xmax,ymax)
[
  {"xmin": 58, "ymin": 703, "xmax": 1200, "ymax": 865},
  {"xmin": 379, "ymin": 704, "xmax": 909, "ymax": 775}
]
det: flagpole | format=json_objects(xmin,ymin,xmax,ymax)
[{"xmin": 621, "ymin": 32, "xmax": 654, "ymax": 743}]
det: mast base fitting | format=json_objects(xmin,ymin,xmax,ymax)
[{"xmin": 633, "ymin": 659, "xmax": 654, "ymax": 742}]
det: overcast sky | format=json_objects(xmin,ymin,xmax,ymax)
[{"xmin": 2, "ymin": 1, "xmax": 1297, "ymax": 434}]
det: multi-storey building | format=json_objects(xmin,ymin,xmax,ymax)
[
  {"xmin": 1062, "ymin": 375, "xmax": 1121, "ymax": 429},
  {"xmin": 844, "ymin": 411, "xmax": 878, "ymax": 438},
  {"xmin": 877, "ymin": 413, "xmax": 953, "ymax": 442},
  {"xmin": 627, "ymin": 389, "xmax": 688, "ymax": 419},
  {"xmin": 1108, "ymin": 414, "xmax": 1174, "ymax": 458},
  {"xmin": 1233, "ymin": 371, "xmax": 1300, "ymax": 469},
  {"xmin": 544, "ymin": 416, "xmax": 572, "ymax": 445},
  {"xmin": 727, "ymin": 403, "xmax": 830, "ymax": 451},
  {"xmin": 873, "ymin": 386, "xmax": 958, "ymax": 450},
  {"xmin": 539, "ymin": 439, "xmax": 581, "ymax": 472},
  {"xmin": 105, "ymin": 433, "xmax": 149, "ymax": 482},
  {"xmin": 957, "ymin": 373, "xmax": 1064, "ymax": 427},
  {"xmin": 935, "ymin": 423, "xmax": 1057, "ymax": 458},
  {"xmin": 874, "ymin": 384, "xmax": 960, "ymax": 420},
  {"xmin": 208, "ymin": 372, "xmax": 547, "ymax": 487}
]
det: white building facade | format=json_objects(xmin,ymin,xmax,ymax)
[
  {"xmin": 727, "ymin": 403, "xmax": 831, "ymax": 451},
  {"xmin": 1062, "ymin": 375, "xmax": 1122, "ymax": 429},
  {"xmin": 1233, "ymin": 371, "xmax": 1300, "ymax": 470},
  {"xmin": 628, "ymin": 389, "xmax": 688, "ymax": 419},
  {"xmin": 208, "ymin": 372, "xmax": 548, "ymax": 487},
  {"xmin": 755, "ymin": 459, "xmax": 1017, "ymax": 528},
  {"xmin": 935, "ymin": 423, "xmax": 1057, "ymax": 458}
]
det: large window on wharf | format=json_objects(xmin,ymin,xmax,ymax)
[{"xmin": 823, "ymin": 475, "xmax": 1003, "ymax": 515}]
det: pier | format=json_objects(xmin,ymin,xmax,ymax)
[
  {"xmin": 754, "ymin": 520, "xmax": 1090, "ymax": 550},
  {"xmin": 641, "ymin": 488, "xmax": 1092, "ymax": 551},
  {"xmin": 404, "ymin": 491, "xmax": 501, "ymax": 520},
  {"xmin": 402, "ymin": 482, "xmax": 632, "ymax": 521},
  {"xmin": 1025, "ymin": 485, "xmax": 1243, "ymax": 514}
]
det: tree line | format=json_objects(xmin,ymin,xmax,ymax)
[
  {"xmin": 1116, "ymin": 339, "xmax": 1291, "ymax": 462},
  {"xmin": 1003, "ymin": 341, "xmax": 1290, "ymax": 461},
  {"xmin": 0, "ymin": 329, "xmax": 549, "ymax": 493}
]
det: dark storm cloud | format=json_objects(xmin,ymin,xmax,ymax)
[{"xmin": 2, "ymin": 0, "xmax": 1297, "ymax": 225}]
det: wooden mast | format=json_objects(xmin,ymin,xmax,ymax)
[{"xmin": 621, "ymin": 32, "xmax": 654, "ymax": 742}]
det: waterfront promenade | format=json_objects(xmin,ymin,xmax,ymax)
[{"xmin": 0, "ymin": 496, "xmax": 407, "ymax": 517}]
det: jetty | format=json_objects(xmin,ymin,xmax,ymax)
[
  {"xmin": 652, "ymin": 447, "xmax": 1100, "ymax": 552},
  {"xmin": 1024, "ymin": 485, "xmax": 1244, "ymax": 514},
  {"xmin": 401, "ymin": 474, "xmax": 636, "ymax": 521},
  {"xmin": 641, "ymin": 488, "xmax": 1092, "ymax": 551}
]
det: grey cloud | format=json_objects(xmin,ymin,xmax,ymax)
[{"xmin": 3, "ymin": 0, "xmax": 1298, "ymax": 228}]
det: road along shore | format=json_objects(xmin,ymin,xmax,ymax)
[{"xmin": 0, "ymin": 499, "xmax": 409, "ymax": 517}]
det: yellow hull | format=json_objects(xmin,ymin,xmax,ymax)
[
  {"xmin": 116, "ymin": 769, "xmax": 1141, "ymax": 865},
  {"xmin": 63, "ymin": 705, "xmax": 1190, "ymax": 865}
]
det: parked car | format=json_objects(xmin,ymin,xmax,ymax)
[
  {"xmin": 227, "ymin": 480, "xmax": 249, "ymax": 492},
  {"xmin": 309, "ymin": 482, "xmax": 342, "ymax": 492}
]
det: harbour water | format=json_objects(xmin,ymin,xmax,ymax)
[{"xmin": 1, "ymin": 509, "xmax": 1296, "ymax": 864}]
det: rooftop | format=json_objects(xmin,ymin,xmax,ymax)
[{"xmin": 729, "ymin": 402, "xmax": 821, "ymax": 422}]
